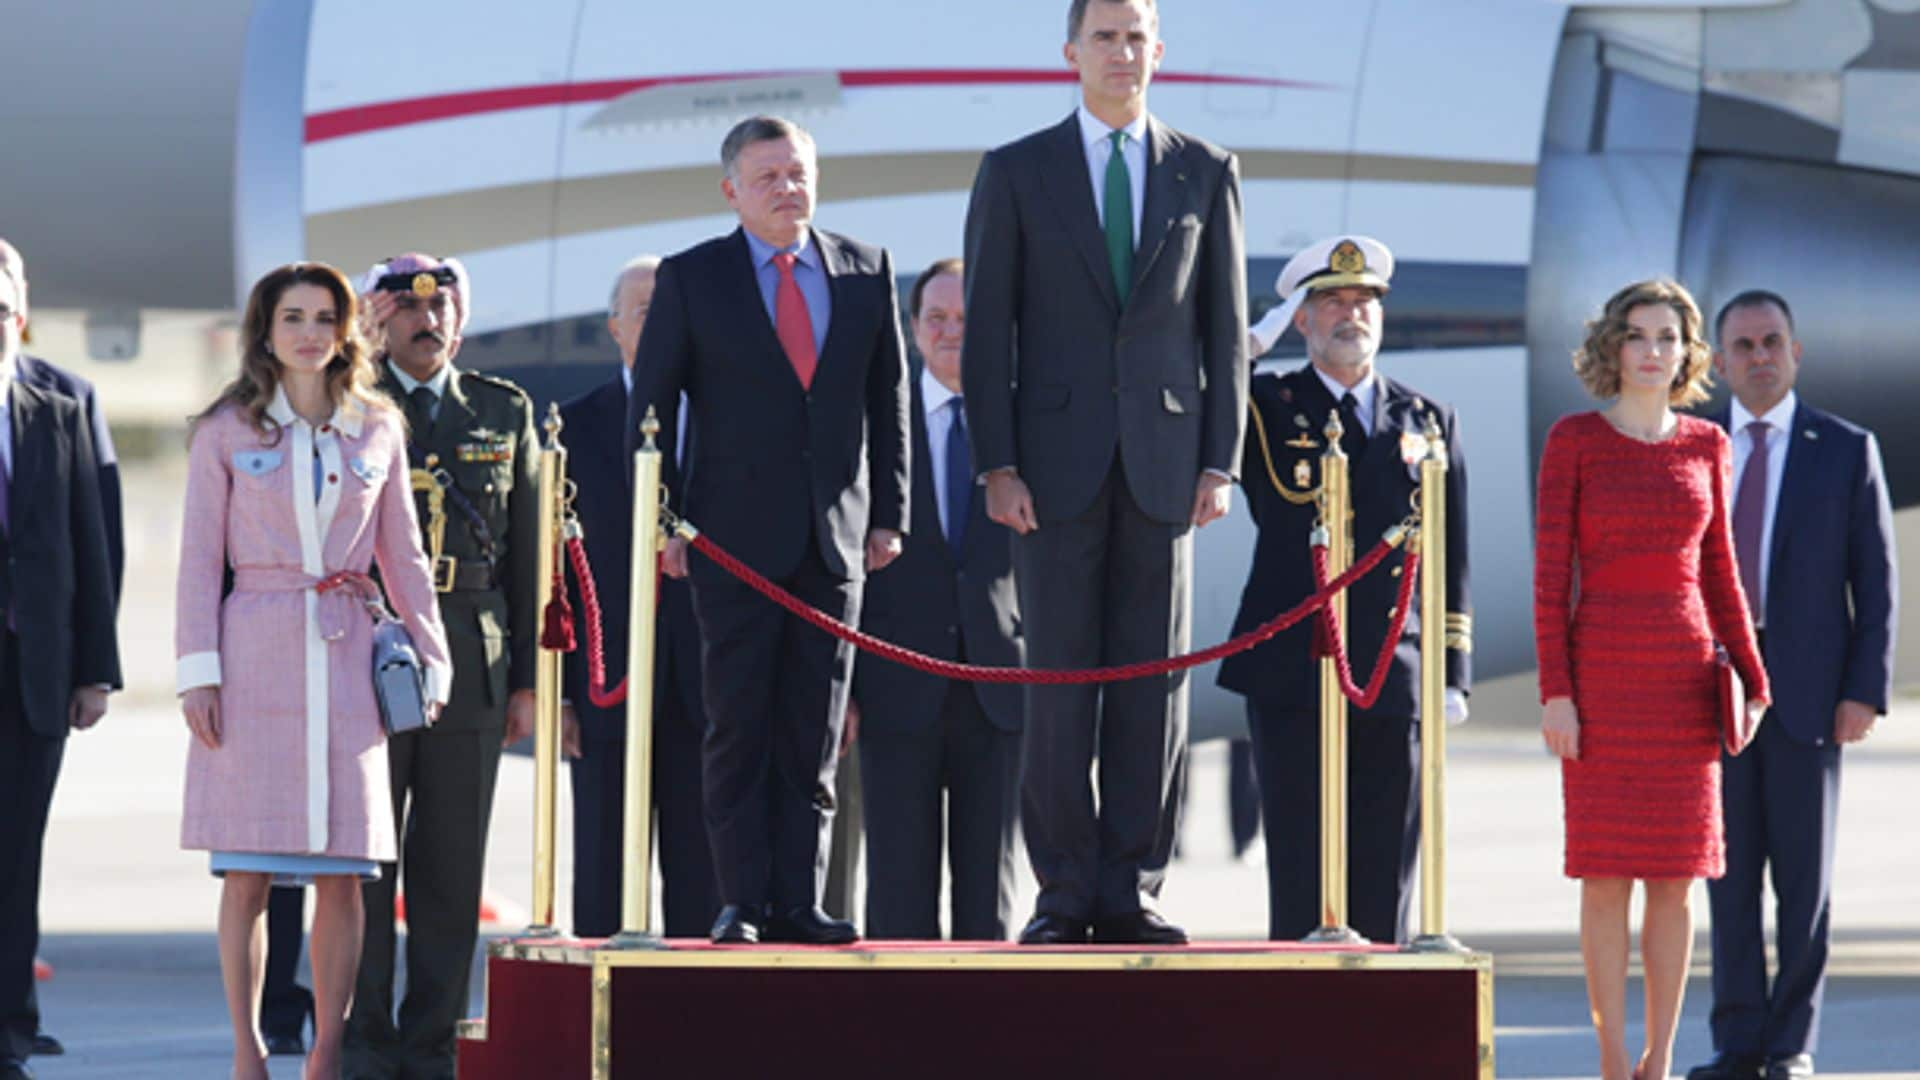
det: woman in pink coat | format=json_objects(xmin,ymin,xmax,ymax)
[{"xmin": 175, "ymin": 262, "xmax": 451, "ymax": 1080}]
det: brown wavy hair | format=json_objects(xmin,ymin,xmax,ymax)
[
  {"xmin": 1572, "ymin": 279, "xmax": 1715, "ymax": 407},
  {"xmin": 192, "ymin": 262, "xmax": 388, "ymax": 442}
]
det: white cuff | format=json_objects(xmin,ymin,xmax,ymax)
[
  {"xmin": 1444, "ymin": 687, "xmax": 1469, "ymax": 727},
  {"xmin": 424, "ymin": 663, "xmax": 453, "ymax": 707},
  {"xmin": 176, "ymin": 652, "xmax": 222, "ymax": 695}
]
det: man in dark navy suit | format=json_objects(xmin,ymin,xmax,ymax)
[
  {"xmin": 628, "ymin": 115, "xmax": 911, "ymax": 946},
  {"xmin": 1218, "ymin": 236, "xmax": 1470, "ymax": 947},
  {"xmin": 1688, "ymin": 292, "xmax": 1897, "ymax": 1080},
  {"xmin": 0, "ymin": 242, "xmax": 122, "ymax": 1080},
  {"xmin": 851, "ymin": 259, "xmax": 1024, "ymax": 940},
  {"xmin": 559, "ymin": 255, "xmax": 719, "ymax": 938}
]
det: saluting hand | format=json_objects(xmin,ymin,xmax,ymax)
[
  {"xmin": 359, "ymin": 289, "xmax": 398, "ymax": 340},
  {"xmin": 984, "ymin": 470, "xmax": 1038, "ymax": 535},
  {"xmin": 1541, "ymin": 696, "xmax": 1580, "ymax": 761},
  {"xmin": 182, "ymin": 686, "xmax": 222, "ymax": 750}
]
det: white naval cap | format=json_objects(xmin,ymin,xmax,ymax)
[
  {"xmin": 1248, "ymin": 236, "xmax": 1395, "ymax": 357},
  {"xmin": 1276, "ymin": 235, "xmax": 1395, "ymax": 299}
]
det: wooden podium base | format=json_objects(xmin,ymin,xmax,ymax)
[{"xmin": 457, "ymin": 937, "xmax": 1492, "ymax": 1079}]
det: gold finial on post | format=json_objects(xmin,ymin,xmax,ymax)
[
  {"xmin": 640, "ymin": 405, "xmax": 661, "ymax": 452},
  {"xmin": 544, "ymin": 400, "xmax": 566, "ymax": 449},
  {"xmin": 1323, "ymin": 410, "xmax": 1346, "ymax": 457}
]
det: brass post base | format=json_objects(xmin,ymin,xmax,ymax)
[
  {"xmin": 1409, "ymin": 933, "xmax": 1469, "ymax": 955},
  {"xmin": 519, "ymin": 924, "xmax": 565, "ymax": 941},
  {"xmin": 601, "ymin": 930, "xmax": 669, "ymax": 952},
  {"xmin": 1302, "ymin": 925, "xmax": 1370, "ymax": 946}
]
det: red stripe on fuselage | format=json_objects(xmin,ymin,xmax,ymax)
[{"xmin": 304, "ymin": 68, "xmax": 1323, "ymax": 143}]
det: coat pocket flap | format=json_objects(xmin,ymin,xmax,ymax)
[
  {"xmin": 1162, "ymin": 386, "xmax": 1201, "ymax": 414},
  {"xmin": 232, "ymin": 450, "xmax": 285, "ymax": 477}
]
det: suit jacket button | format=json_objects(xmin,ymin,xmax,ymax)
[
  {"xmin": 327, "ymin": 473, "xmax": 338, "ymax": 484},
  {"xmin": 947, "ymin": 625, "xmax": 959, "ymax": 636}
]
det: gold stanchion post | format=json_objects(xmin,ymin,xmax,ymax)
[
  {"xmin": 524, "ymin": 404, "xmax": 566, "ymax": 938},
  {"xmin": 606, "ymin": 406, "xmax": 666, "ymax": 950},
  {"xmin": 1305, "ymin": 412, "xmax": 1366, "ymax": 945},
  {"xmin": 1412, "ymin": 414, "xmax": 1466, "ymax": 953}
]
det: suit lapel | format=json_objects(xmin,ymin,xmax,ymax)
[
  {"xmin": 1766, "ymin": 403, "xmax": 1817, "ymax": 593},
  {"xmin": 1037, "ymin": 115, "xmax": 1120, "ymax": 313},
  {"xmin": 8, "ymin": 379, "xmax": 48, "ymax": 518},
  {"xmin": 1131, "ymin": 117, "xmax": 1183, "ymax": 292},
  {"xmin": 726, "ymin": 229, "xmax": 799, "ymax": 388},
  {"xmin": 812, "ymin": 228, "xmax": 851, "ymax": 385}
]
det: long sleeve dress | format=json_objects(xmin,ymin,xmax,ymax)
[
  {"xmin": 175, "ymin": 389, "xmax": 451, "ymax": 867},
  {"xmin": 1533, "ymin": 412, "xmax": 1769, "ymax": 879}
]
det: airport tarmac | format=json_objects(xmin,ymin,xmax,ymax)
[{"xmin": 25, "ymin": 700, "xmax": 1920, "ymax": 1079}]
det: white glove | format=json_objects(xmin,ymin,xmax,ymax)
[{"xmin": 1445, "ymin": 688, "xmax": 1468, "ymax": 727}]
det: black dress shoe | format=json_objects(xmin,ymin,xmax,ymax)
[
  {"xmin": 1017, "ymin": 913, "xmax": 1089, "ymax": 946},
  {"xmin": 710, "ymin": 904, "xmax": 761, "ymax": 944},
  {"xmin": 28, "ymin": 1030, "xmax": 60, "ymax": 1056},
  {"xmin": 1686, "ymin": 1051, "xmax": 1765, "ymax": 1079},
  {"xmin": 762, "ymin": 906, "xmax": 858, "ymax": 945},
  {"xmin": 1091, "ymin": 910, "xmax": 1189, "ymax": 946},
  {"xmin": 0, "ymin": 1060, "xmax": 35, "ymax": 1080},
  {"xmin": 1763, "ymin": 1054, "xmax": 1813, "ymax": 1079}
]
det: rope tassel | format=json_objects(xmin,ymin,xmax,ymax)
[{"xmin": 539, "ymin": 542, "xmax": 576, "ymax": 652}]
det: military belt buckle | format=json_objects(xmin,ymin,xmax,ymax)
[{"xmin": 433, "ymin": 556, "xmax": 458, "ymax": 593}]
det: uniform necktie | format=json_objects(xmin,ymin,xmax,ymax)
[
  {"xmin": 945, "ymin": 397, "xmax": 971, "ymax": 555},
  {"xmin": 406, "ymin": 386, "xmax": 436, "ymax": 437},
  {"xmin": 1103, "ymin": 129, "xmax": 1134, "ymax": 307},
  {"xmin": 1732, "ymin": 420, "xmax": 1770, "ymax": 622},
  {"xmin": 1338, "ymin": 391, "xmax": 1367, "ymax": 461},
  {"xmin": 771, "ymin": 252, "xmax": 818, "ymax": 389}
]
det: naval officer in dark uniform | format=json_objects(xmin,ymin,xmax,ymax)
[
  {"xmin": 344, "ymin": 253, "xmax": 539, "ymax": 1080},
  {"xmin": 1219, "ymin": 236, "xmax": 1471, "ymax": 946}
]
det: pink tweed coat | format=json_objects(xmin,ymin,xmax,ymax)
[{"xmin": 175, "ymin": 389, "xmax": 451, "ymax": 861}]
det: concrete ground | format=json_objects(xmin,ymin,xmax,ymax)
[{"xmin": 23, "ymin": 699, "xmax": 1920, "ymax": 1079}]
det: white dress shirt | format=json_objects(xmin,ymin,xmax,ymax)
[
  {"xmin": 921, "ymin": 367, "xmax": 965, "ymax": 540},
  {"xmin": 1313, "ymin": 365, "xmax": 1380, "ymax": 435},
  {"xmin": 1076, "ymin": 105, "xmax": 1148, "ymax": 246},
  {"xmin": 1729, "ymin": 390, "xmax": 1795, "ymax": 628}
]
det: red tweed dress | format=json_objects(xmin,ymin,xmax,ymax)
[{"xmin": 1533, "ymin": 412, "xmax": 1769, "ymax": 879}]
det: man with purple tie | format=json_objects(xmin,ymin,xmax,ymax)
[{"xmin": 1688, "ymin": 291, "xmax": 1898, "ymax": 1080}]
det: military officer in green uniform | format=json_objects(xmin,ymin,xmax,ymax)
[{"xmin": 343, "ymin": 253, "xmax": 539, "ymax": 1080}]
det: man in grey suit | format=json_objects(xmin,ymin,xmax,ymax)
[
  {"xmin": 852, "ymin": 258, "xmax": 1024, "ymax": 941},
  {"xmin": 962, "ymin": 0, "xmax": 1248, "ymax": 946}
]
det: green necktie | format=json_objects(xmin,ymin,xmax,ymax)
[{"xmin": 1103, "ymin": 128, "xmax": 1134, "ymax": 306}]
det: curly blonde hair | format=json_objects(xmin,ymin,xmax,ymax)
[
  {"xmin": 192, "ymin": 262, "xmax": 390, "ymax": 442},
  {"xmin": 1572, "ymin": 279, "xmax": 1714, "ymax": 407}
]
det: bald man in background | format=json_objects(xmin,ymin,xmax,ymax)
[{"xmin": 559, "ymin": 256, "xmax": 719, "ymax": 938}]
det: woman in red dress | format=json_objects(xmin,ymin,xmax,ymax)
[{"xmin": 1534, "ymin": 279, "xmax": 1770, "ymax": 1080}]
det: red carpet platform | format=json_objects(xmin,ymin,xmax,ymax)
[{"xmin": 456, "ymin": 937, "xmax": 1492, "ymax": 1079}]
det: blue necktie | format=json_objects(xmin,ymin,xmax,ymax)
[{"xmin": 945, "ymin": 398, "xmax": 971, "ymax": 556}]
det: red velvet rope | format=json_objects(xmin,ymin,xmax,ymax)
[
  {"xmin": 1310, "ymin": 543, "xmax": 1421, "ymax": 709},
  {"xmin": 681, "ymin": 526, "xmax": 1405, "ymax": 685},
  {"xmin": 566, "ymin": 535, "xmax": 631, "ymax": 708}
]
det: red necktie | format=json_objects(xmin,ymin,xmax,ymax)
[
  {"xmin": 1731, "ymin": 420, "xmax": 1769, "ymax": 622},
  {"xmin": 772, "ymin": 252, "xmax": 818, "ymax": 390}
]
